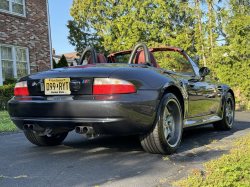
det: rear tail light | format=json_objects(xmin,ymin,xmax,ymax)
[
  {"xmin": 14, "ymin": 81, "xmax": 29, "ymax": 96},
  {"xmin": 93, "ymin": 78, "xmax": 136, "ymax": 95}
]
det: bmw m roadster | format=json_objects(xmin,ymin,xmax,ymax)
[{"xmin": 8, "ymin": 43, "xmax": 235, "ymax": 154}]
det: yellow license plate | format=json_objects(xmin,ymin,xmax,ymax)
[{"xmin": 44, "ymin": 78, "xmax": 71, "ymax": 95}]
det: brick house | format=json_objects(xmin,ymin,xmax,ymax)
[{"xmin": 0, "ymin": 0, "xmax": 52, "ymax": 85}]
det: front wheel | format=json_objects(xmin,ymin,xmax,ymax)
[
  {"xmin": 140, "ymin": 93, "xmax": 183, "ymax": 154},
  {"xmin": 213, "ymin": 92, "xmax": 235, "ymax": 131},
  {"xmin": 24, "ymin": 131, "xmax": 68, "ymax": 146}
]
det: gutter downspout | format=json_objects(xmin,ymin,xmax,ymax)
[{"xmin": 46, "ymin": 0, "xmax": 53, "ymax": 70}]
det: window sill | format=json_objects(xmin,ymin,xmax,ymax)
[{"xmin": 0, "ymin": 9, "xmax": 26, "ymax": 18}]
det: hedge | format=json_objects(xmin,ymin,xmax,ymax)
[
  {"xmin": 0, "ymin": 84, "xmax": 15, "ymax": 110},
  {"xmin": 3, "ymin": 77, "xmax": 17, "ymax": 85}
]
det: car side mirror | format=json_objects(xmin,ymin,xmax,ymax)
[{"xmin": 199, "ymin": 67, "xmax": 210, "ymax": 77}]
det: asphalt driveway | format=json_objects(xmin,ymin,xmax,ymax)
[{"xmin": 0, "ymin": 111, "xmax": 250, "ymax": 187}]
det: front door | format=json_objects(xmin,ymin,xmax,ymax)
[{"xmin": 187, "ymin": 78, "xmax": 220, "ymax": 118}]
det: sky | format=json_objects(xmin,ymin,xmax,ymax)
[{"xmin": 48, "ymin": 0, "xmax": 75, "ymax": 55}]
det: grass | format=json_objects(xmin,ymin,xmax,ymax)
[
  {"xmin": 0, "ymin": 111, "xmax": 18, "ymax": 132},
  {"xmin": 172, "ymin": 133, "xmax": 250, "ymax": 187}
]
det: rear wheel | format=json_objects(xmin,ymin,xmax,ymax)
[
  {"xmin": 24, "ymin": 131, "xmax": 68, "ymax": 146},
  {"xmin": 213, "ymin": 92, "xmax": 235, "ymax": 130},
  {"xmin": 140, "ymin": 93, "xmax": 183, "ymax": 154}
]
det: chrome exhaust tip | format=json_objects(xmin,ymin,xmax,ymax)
[
  {"xmin": 75, "ymin": 126, "xmax": 88, "ymax": 134},
  {"xmin": 23, "ymin": 124, "xmax": 29, "ymax": 131}
]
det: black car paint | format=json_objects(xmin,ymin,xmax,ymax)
[{"xmin": 8, "ymin": 54, "xmax": 234, "ymax": 135}]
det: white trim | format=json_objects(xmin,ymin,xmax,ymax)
[
  {"xmin": 12, "ymin": 46, "xmax": 17, "ymax": 78},
  {"xmin": 0, "ymin": 47, "xmax": 2, "ymax": 86},
  {"xmin": 0, "ymin": 0, "xmax": 26, "ymax": 18},
  {"xmin": 46, "ymin": 0, "xmax": 53, "ymax": 69},
  {"xmin": 26, "ymin": 48, "xmax": 30, "ymax": 74},
  {"xmin": 9, "ymin": 0, "xmax": 12, "ymax": 13}
]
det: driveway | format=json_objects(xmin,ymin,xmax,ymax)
[{"xmin": 0, "ymin": 111, "xmax": 250, "ymax": 187}]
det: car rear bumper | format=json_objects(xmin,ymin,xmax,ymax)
[{"xmin": 8, "ymin": 91, "xmax": 159, "ymax": 134}]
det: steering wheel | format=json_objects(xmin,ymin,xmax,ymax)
[
  {"xmin": 78, "ymin": 48, "xmax": 97, "ymax": 65},
  {"xmin": 127, "ymin": 43, "xmax": 152, "ymax": 66}
]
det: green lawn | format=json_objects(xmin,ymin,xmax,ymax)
[
  {"xmin": 173, "ymin": 133, "xmax": 250, "ymax": 187},
  {"xmin": 0, "ymin": 111, "xmax": 18, "ymax": 132}
]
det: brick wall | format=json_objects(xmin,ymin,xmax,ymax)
[{"xmin": 0, "ymin": 0, "xmax": 51, "ymax": 73}]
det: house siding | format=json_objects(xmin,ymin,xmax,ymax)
[{"xmin": 0, "ymin": 0, "xmax": 51, "ymax": 74}]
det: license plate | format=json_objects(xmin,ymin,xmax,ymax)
[{"xmin": 44, "ymin": 78, "xmax": 71, "ymax": 95}]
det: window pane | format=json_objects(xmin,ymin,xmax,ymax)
[
  {"xmin": 15, "ymin": 48, "xmax": 27, "ymax": 61},
  {"xmin": 12, "ymin": 3, "xmax": 23, "ymax": 14},
  {"xmin": 1, "ymin": 46, "xmax": 12, "ymax": 60},
  {"xmin": 2, "ymin": 60, "xmax": 14, "ymax": 78},
  {"xmin": 13, "ymin": 0, "xmax": 23, "ymax": 4},
  {"xmin": 16, "ymin": 62, "xmax": 28, "ymax": 78},
  {"xmin": 0, "ymin": 0, "xmax": 9, "ymax": 11}
]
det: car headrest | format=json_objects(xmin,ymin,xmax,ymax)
[
  {"xmin": 87, "ymin": 53, "xmax": 107, "ymax": 64},
  {"xmin": 134, "ymin": 51, "xmax": 161, "ymax": 68}
]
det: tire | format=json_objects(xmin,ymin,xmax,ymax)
[
  {"xmin": 24, "ymin": 131, "xmax": 68, "ymax": 146},
  {"xmin": 213, "ymin": 92, "xmax": 235, "ymax": 131},
  {"xmin": 139, "ymin": 93, "xmax": 183, "ymax": 154}
]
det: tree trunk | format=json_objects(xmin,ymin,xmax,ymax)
[
  {"xmin": 208, "ymin": 0, "xmax": 214, "ymax": 77},
  {"xmin": 195, "ymin": 0, "xmax": 207, "ymax": 67},
  {"xmin": 208, "ymin": 0, "xmax": 213, "ymax": 61}
]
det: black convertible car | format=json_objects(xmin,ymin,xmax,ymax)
[{"xmin": 8, "ymin": 43, "xmax": 235, "ymax": 154}]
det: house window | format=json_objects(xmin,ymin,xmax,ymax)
[
  {"xmin": 0, "ymin": 44, "xmax": 29, "ymax": 85},
  {"xmin": 1, "ymin": 46, "xmax": 14, "ymax": 78},
  {"xmin": 15, "ymin": 48, "xmax": 28, "ymax": 78},
  {"xmin": 0, "ymin": 0, "xmax": 25, "ymax": 16}
]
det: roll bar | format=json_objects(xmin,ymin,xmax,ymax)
[
  {"xmin": 78, "ymin": 48, "xmax": 97, "ymax": 65},
  {"xmin": 127, "ymin": 43, "xmax": 152, "ymax": 66}
]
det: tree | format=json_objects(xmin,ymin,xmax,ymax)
[
  {"xmin": 194, "ymin": 0, "xmax": 207, "ymax": 67},
  {"xmin": 70, "ymin": 62, "xmax": 74, "ymax": 66},
  {"xmin": 69, "ymin": 0, "xmax": 196, "ymax": 59},
  {"xmin": 214, "ymin": 0, "xmax": 250, "ymax": 106},
  {"xmin": 67, "ymin": 20, "xmax": 108, "ymax": 56},
  {"xmin": 53, "ymin": 58, "xmax": 57, "ymax": 69},
  {"xmin": 57, "ymin": 55, "xmax": 68, "ymax": 68}
]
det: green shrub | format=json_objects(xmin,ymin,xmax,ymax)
[
  {"xmin": 3, "ymin": 77, "xmax": 17, "ymax": 85},
  {"xmin": 0, "ymin": 84, "xmax": 15, "ymax": 110}
]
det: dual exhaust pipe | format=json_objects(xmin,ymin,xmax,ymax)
[
  {"xmin": 23, "ymin": 124, "xmax": 44, "ymax": 132},
  {"xmin": 24, "ymin": 124, "xmax": 95, "ymax": 135},
  {"xmin": 75, "ymin": 126, "xmax": 95, "ymax": 135}
]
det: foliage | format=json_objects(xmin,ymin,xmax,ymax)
[
  {"xmin": 56, "ymin": 55, "xmax": 68, "ymax": 68},
  {"xmin": 172, "ymin": 133, "xmax": 250, "ymax": 187},
  {"xmin": 70, "ymin": 62, "xmax": 74, "ymax": 66},
  {"xmin": 0, "ymin": 111, "xmax": 18, "ymax": 132},
  {"xmin": 3, "ymin": 77, "xmax": 17, "ymax": 85},
  {"xmin": 0, "ymin": 84, "xmax": 15, "ymax": 110},
  {"xmin": 214, "ymin": 0, "xmax": 250, "ymax": 104},
  {"xmin": 53, "ymin": 58, "xmax": 57, "ymax": 69},
  {"xmin": 68, "ymin": 0, "xmax": 250, "ymax": 106},
  {"xmin": 67, "ymin": 19, "xmax": 108, "ymax": 56}
]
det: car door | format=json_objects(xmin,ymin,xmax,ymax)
[
  {"xmin": 157, "ymin": 49, "xmax": 220, "ymax": 119},
  {"xmin": 187, "ymin": 78, "xmax": 220, "ymax": 118}
]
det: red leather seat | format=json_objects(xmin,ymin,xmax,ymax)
[
  {"xmin": 134, "ymin": 51, "xmax": 161, "ymax": 68},
  {"xmin": 87, "ymin": 53, "xmax": 107, "ymax": 64}
]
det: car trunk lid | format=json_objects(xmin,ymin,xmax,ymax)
[{"xmin": 21, "ymin": 65, "xmax": 125, "ymax": 96}]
